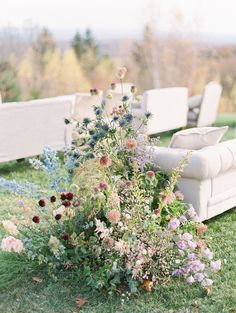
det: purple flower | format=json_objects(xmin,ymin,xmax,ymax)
[
  {"xmin": 187, "ymin": 206, "xmax": 196, "ymax": 218},
  {"xmin": 202, "ymin": 248, "xmax": 214, "ymax": 260},
  {"xmin": 188, "ymin": 260, "xmax": 205, "ymax": 273},
  {"xmin": 176, "ymin": 240, "xmax": 187, "ymax": 250},
  {"xmin": 179, "ymin": 215, "xmax": 187, "ymax": 224},
  {"xmin": 186, "ymin": 276, "xmax": 195, "ymax": 284},
  {"xmin": 188, "ymin": 253, "xmax": 197, "ymax": 261},
  {"xmin": 201, "ymin": 278, "xmax": 213, "ymax": 287},
  {"xmin": 193, "ymin": 214, "xmax": 200, "ymax": 223},
  {"xmin": 194, "ymin": 273, "xmax": 205, "ymax": 282},
  {"xmin": 188, "ymin": 240, "xmax": 197, "ymax": 251},
  {"xmin": 168, "ymin": 218, "xmax": 180, "ymax": 231},
  {"xmin": 172, "ymin": 269, "xmax": 183, "ymax": 276},
  {"xmin": 211, "ymin": 260, "xmax": 221, "ymax": 272},
  {"xmin": 182, "ymin": 232, "xmax": 193, "ymax": 241}
]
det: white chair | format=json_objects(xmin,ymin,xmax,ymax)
[
  {"xmin": 72, "ymin": 91, "xmax": 103, "ymax": 122},
  {"xmin": 113, "ymin": 83, "xmax": 134, "ymax": 94},
  {"xmin": 188, "ymin": 82, "xmax": 222, "ymax": 127},
  {"xmin": 0, "ymin": 97, "xmax": 73, "ymax": 163},
  {"xmin": 133, "ymin": 87, "xmax": 188, "ymax": 134}
]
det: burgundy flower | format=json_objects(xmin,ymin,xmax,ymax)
[
  {"xmin": 100, "ymin": 155, "xmax": 112, "ymax": 168},
  {"xmin": 32, "ymin": 216, "xmax": 40, "ymax": 223},
  {"xmin": 62, "ymin": 201, "xmax": 71, "ymax": 207},
  {"xmin": 61, "ymin": 232, "xmax": 70, "ymax": 241},
  {"xmin": 66, "ymin": 192, "xmax": 74, "ymax": 201},
  {"xmin": 131, "ymin": 85, "xmax": 137, "ymax": 94},
  {"xmin": 50, "ymin": 196, "xmax": 56, "ymax": 203},
  {"xmin": 38, "ymin": 199, "xmax": 46, "ymax": 207},
  {"xmin": 111, "ymin": 82, "xmax": 116, "ymax": 90},
  {"xmin": 55, "ymin": 214, "xmax": 62, "ymax": 220},
  {"xmin": 99, "ymin": 181, "xmax": 108, "ymax": 190},
  {"xmin": 153, "ymin": 208, "xmax": 160, "ymax": 216},
  {"xmin": 60, "ymin": 193, "xmax": 67, "ymax": 201}
]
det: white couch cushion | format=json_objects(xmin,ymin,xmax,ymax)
[{"xmin": 169, "ymin": 126, "xmax": 228, "ymax": 150}]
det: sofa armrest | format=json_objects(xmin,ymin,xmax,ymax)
[{"xmin": 150, "ymin": 146, "xmax": 224, "ymax": 180}]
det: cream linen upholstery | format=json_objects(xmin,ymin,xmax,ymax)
[
  {"xmin": 0, "ymin": 98, "xmax": 73, "ymax": 162},
  {"xmin": 72, "ymin": 91, "xmax": 103, "ymax": 122},
  {"xmin": 151, "ymin": 139, "xmax": 236, "ymax": 221},
  {"xmin": 133, "ymin": 87, "xmax": 188, "ymax": 134},
  {"xmin": 188, "ymin": 82, "xmax": 222, "ymax": 127}
]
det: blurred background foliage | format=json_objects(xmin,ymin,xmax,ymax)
[{"xmin": 0, "ymin": 17, "xmax": 236, "ymax": 112}]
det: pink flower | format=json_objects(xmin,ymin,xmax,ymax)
[
  {"xmin": 100, "ymin": 155, "xmax": 112, "ymax": 168},
  {"xmin": 168, "ymin": 218, "xmax": 180, "ymax": 231},
  {"xmin": 146, "ymin": 170, "xmax": 155, "ymax": 179},
  {"xmin": 202, "ymin": 248, "xmax": 214, "ymax": 260},
  {"xmin": 1, "ymin": 236, "xmax": 24, "ymax": 253},
  {"xmin": 162, "ymin": 192, "xmax": 176, "ymax": 205},
  {"xmin": 189, "ymin": 260, "xmax": 205, "ymax": 272},
  {"xmin": 107, "ymin": 209, "xmax": 121, "ymax": 224},
  {"xmin": 126, "ymin": 138, "xmax": 137, "ymax": 150},
  {"xmin": 99, "ymin": 181, "xmax": 108, "ymax": 190},
  {"xmin": 211, "ymin": 260, "xmax": 221, "ymax": 272},
  {"xmin": 176, "ymin": 240, "xmax": 187, "ymax": 250},
  {"xmin": 175, "ymin": 191, "xmax": 184, "ymax": 201}
]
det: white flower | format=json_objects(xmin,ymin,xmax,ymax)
[
  {"xmin": 2, "ymin": 220, "xmax": 18, "ymax": 236},
  {"xmin": 201, "ymin": 278, "xmax": 213, "ymax": 287},
  {"xmin": 48, "ymin": 235, "xmax": 61, "ymax": 256}
]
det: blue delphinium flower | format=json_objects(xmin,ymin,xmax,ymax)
[{"xmin": 0, "ymin": 177, "xmax": 41, "ymax": 198}]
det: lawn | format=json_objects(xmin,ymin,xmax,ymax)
[{"xmin": 0, "ymin": 114, "xmax": 235, "ymax": 313}]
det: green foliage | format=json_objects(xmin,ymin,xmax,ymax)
[{"xmin": 0, "ymin": 60, "xmax": 21, "ymax": 101}]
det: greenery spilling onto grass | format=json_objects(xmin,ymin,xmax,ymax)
[{"xmin": 0, "ymin": 114, "xmax": 235, "ymax": 312}]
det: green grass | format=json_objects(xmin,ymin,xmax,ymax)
[{"xmin": 0, "ymin": 114, "xmax": 236, "ymax": 312}]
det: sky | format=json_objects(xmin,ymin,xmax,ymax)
[{"xmin": 0, "ymin": 0, "xmax": 236, "ymax": 39}]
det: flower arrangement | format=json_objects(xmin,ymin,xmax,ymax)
[{"xmin": 0, "ymin": 67, "xmax": 221, "ymax": 294}]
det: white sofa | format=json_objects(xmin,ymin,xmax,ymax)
[
  {"xmin": 0, "ymin": 98, "xmax": 73, "ymax": 163},
  {"xmin": 151, "ymin": 139, "xmax": 236, "ymax": 221},
  {"xmin": 133, "ymin": 87, "xmax": 188, "ymax": 134}
]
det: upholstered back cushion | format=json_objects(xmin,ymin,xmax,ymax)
[
  {"xmin": 169, "ymin": 126, "xmax": 228, "ymax": 150},
  {"xmin": 197, "ymin": 82, "xmax": 222, "ymax": 127},
  {"xmin": 0, "ymin": 98, "xmax": 72, "ymax": 162}
]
